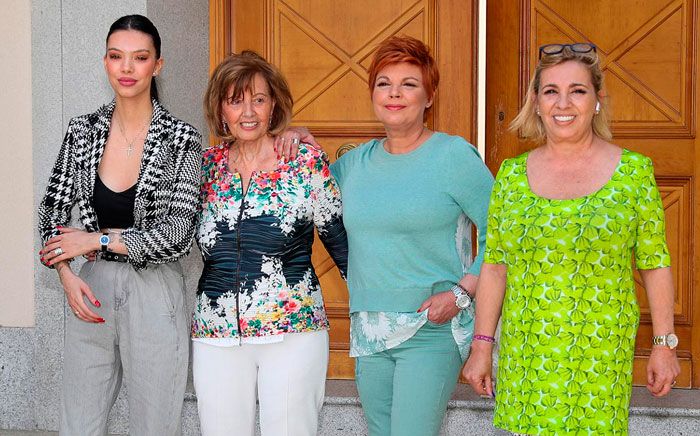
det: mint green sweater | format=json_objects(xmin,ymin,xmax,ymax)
[{"xmin": 330, "ymin": 132, "xmax": 494, "ymax": 313}]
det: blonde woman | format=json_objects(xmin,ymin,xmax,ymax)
[{"xmin": 463, "ymin": 43, "xmax": 679, "ymax": 435}]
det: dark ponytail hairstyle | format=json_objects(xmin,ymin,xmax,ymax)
[{"xmin": 107, "ymin": 15, "xmax": 162, "ymax": 101}]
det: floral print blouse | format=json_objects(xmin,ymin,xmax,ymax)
[{"xmin": 192, "ymin": 142, "xmax": 348, "ymax": 343}]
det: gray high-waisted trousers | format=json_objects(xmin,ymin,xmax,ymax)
[{"xmin": 60, "ymin": 259, "xmax": 189, "ymax": 436}]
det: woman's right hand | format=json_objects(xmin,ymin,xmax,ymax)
[
  {"xmin": 57, "ymin": 262, "xmax": 104, "ymax": 323},
  {"xmin": 274, "ymin": 126, "xmax": 322, "ymax": 159},
  {"xmin": 462, "ymin": 342, "xmax": 495, "ymax": 398}
]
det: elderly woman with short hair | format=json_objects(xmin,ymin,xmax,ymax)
[
  {"xmin": 192, "ymin": 50, "xmax": 347, "ymax": 436},
  {"xmin": 463, "ymin": 43, "xmax": 679, "ymax": 435}
]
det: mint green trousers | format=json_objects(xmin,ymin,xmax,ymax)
[{"xmin": 354, "ymin": 320, "xmax": 463, "ymax": 436}]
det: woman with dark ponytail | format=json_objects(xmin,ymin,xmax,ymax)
[
  {"xmin": 37, "ymin": 14, "xmax": 201, "ymax": 435},
  {"xmin": 109, "ymin": 14, "xmax": 163, "ymax": 101}
]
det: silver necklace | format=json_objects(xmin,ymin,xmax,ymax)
[{"xmin": 115, "ymin": 112, "xmax": 151, "ymax": 157}]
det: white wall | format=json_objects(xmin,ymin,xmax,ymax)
[{"xmin": 0, "ymin": 0, "xmax": 34, "ymax": 327}]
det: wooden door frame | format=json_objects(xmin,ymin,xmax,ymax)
[{"xmin": 209, "ymin": 0, "xmax": 230, "ymax": 75}]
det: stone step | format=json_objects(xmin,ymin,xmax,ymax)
[
  {"xmin": 317, "ymin": 382, "xmax": 700, "ymax": 436},
  {"xmin": 3, "ymin": 383, "xmax": 698, "ymax": 435}
]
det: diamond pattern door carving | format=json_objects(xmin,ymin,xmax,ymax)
[
  {"xmin": 488, "ymin": 0, "xmax": 699, "ymax": 388},
  {"xmin": 212, "ymin": 0, "xmax": 477, "ymax": 378}
]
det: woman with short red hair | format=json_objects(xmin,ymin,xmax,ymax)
[{"xmin": 330, "ymin": 35, "xmax": 494, "ymax": 436}]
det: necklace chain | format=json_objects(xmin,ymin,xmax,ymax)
[{"xmin": 115, "ymin": 112, "xmax": 151, "ymax": 157}]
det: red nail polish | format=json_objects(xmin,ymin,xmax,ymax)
[
  {"xmin": 95, "ymin": 300, "xmax": 101, "ymax": 307},
  {"xmin": 98, "ymin": 318, "xmax": 105, "ymax": 323}
]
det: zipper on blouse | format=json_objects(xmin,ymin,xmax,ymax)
[{"xmin": 233, "ymin": 176, "xmax": 251, "ymax": 345}]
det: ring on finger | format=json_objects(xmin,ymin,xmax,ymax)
[
  {"xmin": 54, "ymin": 247, "xmax": 64, "ymax": 256},
  {"xmin": 671, "ymin": 379, "xmax": 677, "ymax": 386},
  {"xmin": 291, "ymin": 137, "xmax": 300, "ymax": 145}
]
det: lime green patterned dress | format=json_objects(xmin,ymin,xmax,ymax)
[{"xmin": 485, "ymin": 149, "xmax": 670, "ymax": 435}]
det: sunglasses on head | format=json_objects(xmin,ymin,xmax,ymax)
[{"xmin": 538, "ymin": 43, "xmax": 597, "ymax": 60}]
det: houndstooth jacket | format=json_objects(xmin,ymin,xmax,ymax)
[{"xmin": 38, "ymin": 99, "xmax": 202, "ymax": 270}]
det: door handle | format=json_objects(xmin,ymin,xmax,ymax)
[{"xmin": 336, "ymin": 143, "xmax": 359, "ymax": 159}]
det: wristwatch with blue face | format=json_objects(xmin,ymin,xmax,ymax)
[
  {"xmin": 451, "ymin": 284, "xmax": 472, "ymax": 310},
  {"xmin": 99, "ymin": 232, "xmax": 111, "ymax": 253}
]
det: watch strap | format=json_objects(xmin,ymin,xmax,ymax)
[{"xmin": 652, "ymin": 335, "xmax": 667, "ymax": 346}]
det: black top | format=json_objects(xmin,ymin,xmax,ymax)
[{"xmin": 93, "ymin": 173, "xmax": 136, "ymax": 229}]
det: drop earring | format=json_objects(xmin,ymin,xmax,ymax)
[
  {"xmin": 222, "ymin": 121, "xmax": 228, "ymax": 133},
  {"xmin": 536, "ymin": 107, "xmax": 541, "ymax": 116},
  {"xmin": 595, "ymin": 101, "xmax": 601, "ymax": 114}
]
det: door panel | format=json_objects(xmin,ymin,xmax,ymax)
[
  {"xmin": 213, "ymin": 0, "xmax": 477, "ymax": 379},
  {"xmin": 488, "ymin": 0, "xmax": 699, "ymax": 388}
]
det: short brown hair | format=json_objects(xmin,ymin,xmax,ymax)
[
  {"xmin": 510, "ymin": 47, "xmax": 612, "ymax": 143},
  {"xmin": 204, "ymin": 50, "xmax": 293, "ymax": 141},
  {"xmin": 367, "ymin": 35, "xmax": 439, "ymax": 108}
]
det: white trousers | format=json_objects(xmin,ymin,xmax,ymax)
[{"xmin": 192, "ymin": 330, "xmax": 329, "ymax": 436}]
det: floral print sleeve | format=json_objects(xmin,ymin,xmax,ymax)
[
  {"xmin": 633, "ymin": 156, "xmax": 671, "ymax": 269},
  {"xmin": 310, "ymin": 150, "xmax": 348, "ymax": 277}
]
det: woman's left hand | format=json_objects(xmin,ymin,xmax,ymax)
[
  {"xmin": 417, "ymin": 291, "xmax": 460, "ymax": 324},
  {"xmin": 40, "ymin": 227, "xmax": 98, "ymax": 267},
  {"xmin": 274, "ymin": 126, "xmax": 321, "ymax": 160},
  {"xmin": 646, "ymin": 346, "xmax": 680, "ymax": 397}
]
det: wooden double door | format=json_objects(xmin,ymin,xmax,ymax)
[
  {"xmin": 212, "ymin": 0, "xmax": 700, "ymax": 387},
  {"xmin": 211, "ymin": 0, "xmax": 478, "ymax": 379}
]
